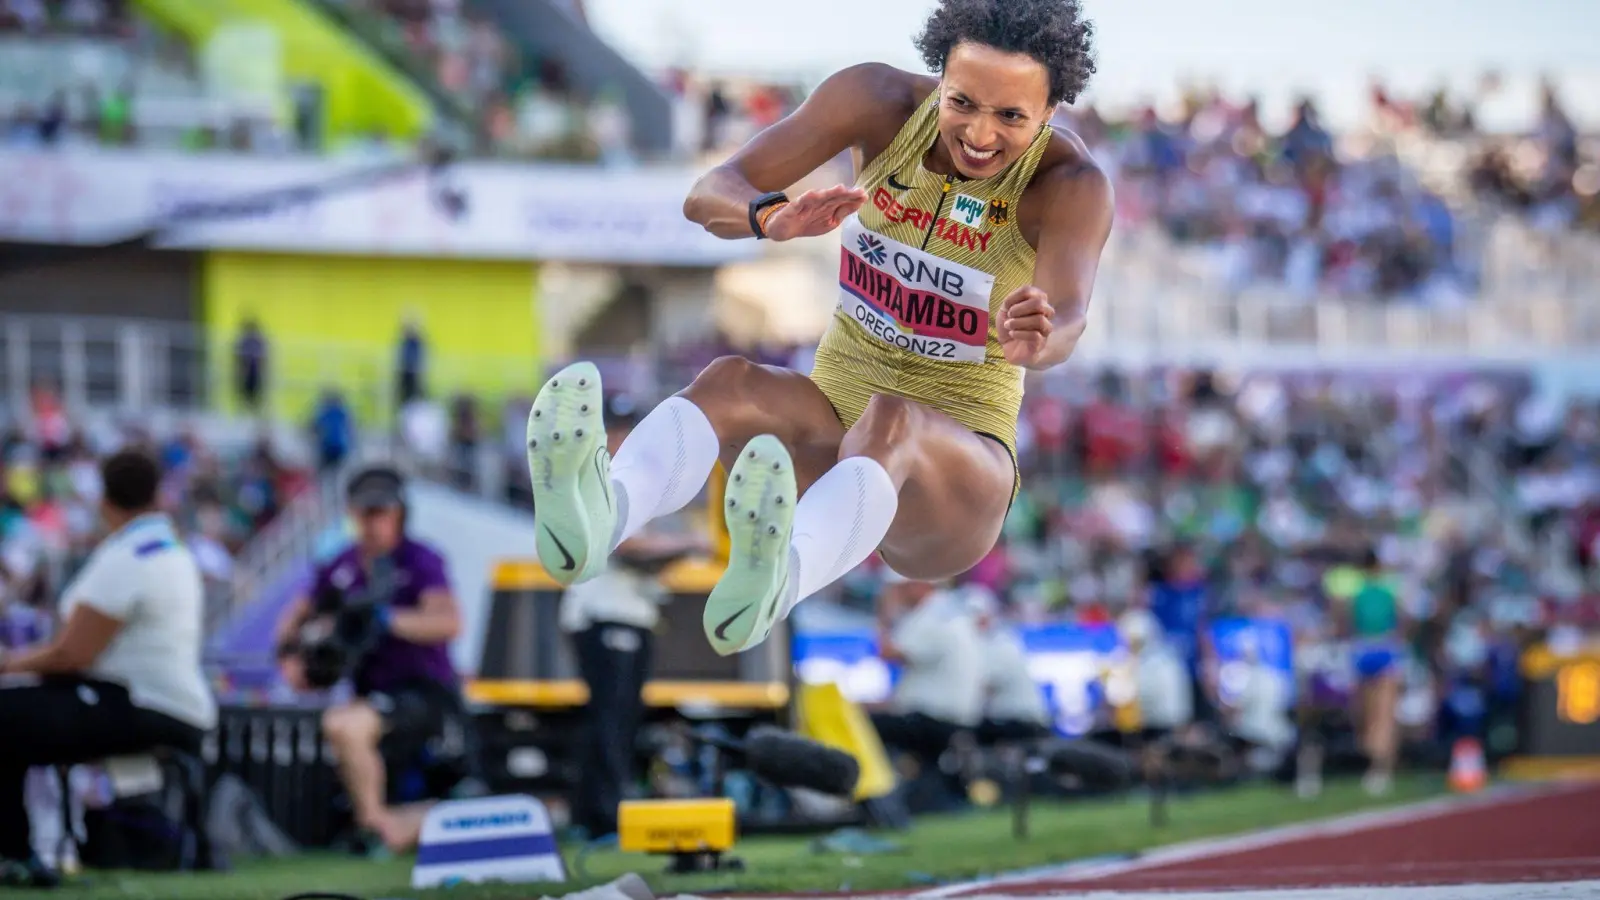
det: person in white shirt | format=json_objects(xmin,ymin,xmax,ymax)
[
  {"xmin": 1118, "ymin": 609, "xmax": 1194, "ymax": 740},
  {"xmin": 870, "ymin": 573, "xmax": 984, "ymax": 764},
  {"xmin": 558, "ymin": 397, "xmax": 699, "ymax": 838},
  {"xmin": 1224, "ymin": 631, "xmax": 1296, "ymax": 767},
  {"xmin": 0, "ymin": 449, "xmax": 215, "ymax": 887},
  {"xmin": 965, "ymin": 587, "xmax": 1050, "ymax": 743}
]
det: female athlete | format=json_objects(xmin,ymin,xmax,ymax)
[
  {"xmin": 1346, "ymin": 547, "xmax": 1407, "ymax": 795},
  {"xmin": 526, "ymin": 0, "xmax": 1113, "ymax": 656}
]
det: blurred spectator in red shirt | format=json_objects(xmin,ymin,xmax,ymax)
[
  {"xmin": 28, "ymin": 385, "xmax": 70, "ymax": 463},
  {"xmin": 1083, "ymin": 371, "xmax": 1145, "ymax": 476}
]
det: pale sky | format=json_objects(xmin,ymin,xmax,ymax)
[{"xmin": 585, "ymin": 0, "xmax": 1600, "ymax": 128}]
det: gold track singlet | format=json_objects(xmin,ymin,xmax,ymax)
[{"xmin": 809, "ymin": 90, "xmax": 1051, "ymax": 474}]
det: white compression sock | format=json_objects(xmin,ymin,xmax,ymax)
[
  {"xmin": 784, "ymin": 456, "xmax": 900, "ymax": 614},
  {"xmin": 608, "ymin": 396, "xmax": 721, "ymax": 548}
]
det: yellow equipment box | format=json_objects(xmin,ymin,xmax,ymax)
[{"xmin": 618, "ymin": 798, "xmax": 737, "ymax": 854}]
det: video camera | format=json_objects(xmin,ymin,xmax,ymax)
[{"xmin": 296, "ymin": 557, "xmax": 400, "ymax": 690}]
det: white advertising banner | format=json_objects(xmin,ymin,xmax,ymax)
[{"xmin": 0, "ymin": 149, "xmax": 755, "ymax": 266}]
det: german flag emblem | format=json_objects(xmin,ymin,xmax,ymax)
[{"xmin": 987, "ymin": 198, "xmax": 1010, "ymax": 227}]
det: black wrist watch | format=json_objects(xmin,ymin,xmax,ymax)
[{"xmin": 748, "ymin": 191, "xmax": 788, "ymax": 239}]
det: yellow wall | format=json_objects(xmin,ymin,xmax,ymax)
[{"xmin": 203, "ymin": 252, "xmax": 541, "ymax": 423}]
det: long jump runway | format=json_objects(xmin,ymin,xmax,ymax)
[{"xmin": 902, "ymin": 780, "xmax": 1600, "ymax": 900}]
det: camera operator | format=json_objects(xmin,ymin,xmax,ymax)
[
  {"xmin": 870, "ymin": 573, "xmax": 984, "ymax": 804},
  {"xmin": 558, "ymin": 395, "xmax": 700, "ymax": 839},
  {"xmin": 0, "ymin": 449, "xmax": 215, "ymax": 888},
  {"xmin": 966, "ymin": 587, "xmax": 1051, "ymax": 743},
  {"xmin": 273, "ymin": 465, "xmax": 463, "ymax": 854}
]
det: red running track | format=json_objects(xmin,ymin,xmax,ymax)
[{"xmin": 994, "ymin": 782, "xmax": 1600, "ymax": 895}]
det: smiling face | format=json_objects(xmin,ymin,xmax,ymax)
[{"xmin": 934, "ymin": 41, "xmax": 1054, "ymax": 179}]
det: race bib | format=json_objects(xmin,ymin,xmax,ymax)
[{"xmin": 838, "ymin": 216, "xmax": 995, "ymax": 363}]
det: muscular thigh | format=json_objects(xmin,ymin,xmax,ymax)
[
  {"xmin": 680, "ymin": 357, "xmax": 845, "ymax": 492},
  {"xmin": 845, "ymin": 398, "xmax": 1013, "ymax": 580}
]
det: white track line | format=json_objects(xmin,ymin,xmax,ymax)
[
  {"xmin": 1038, "ymin": 856, "xmax": 1600, "ymax": 885},
  {"xmin": 942, "ymin": 880, "xmax": 1600, "ymax": 900},
  {"xmin": 914, "ymin": 784, "xmax": 1570, "ymax": 899}
]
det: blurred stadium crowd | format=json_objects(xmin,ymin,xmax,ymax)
[
  {"xmin": 1, "ymin": 381, "xmax": 313, "ymax": 638},
  {"xmin": 8, "ymin": 335, "xmax": 1598, "ymax": 815},
  {"xmin": 4, "ymin": 0, "xmax": 1595, "ymax": 240},
  {"xmin": 0, "ymin": 0, "xmax": 797, "ymax": 160},
  {"xmin": 1062, "ymin": 82, "xmax": 1596, "ymax": 304},
  {"xmin": 495, "ymin": 353, "xmax": 1595, "ymax": 758},
  {"xmin": 212, "ymin": 311, "xmax": 1600, "ymax": 778},
  {"xmin": 0, "ymin": 0, "xmax": 1597, "ymax": 884}
]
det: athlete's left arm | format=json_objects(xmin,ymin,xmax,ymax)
[
  {"xmin": 1002, "ymin": 162, "xmax": 1114, "ymax": 370},
  {"xmin": 388, "ymin": 587, "xmax": 463, "ymax": 646}
]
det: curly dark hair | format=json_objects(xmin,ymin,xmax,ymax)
[
  {"xmin": 101, "ymin": 448, "xmax": 161, "ymax": 512},
  {"xmin": 914, "ymin": 0, "xmax": 1096, "ymax": 106}
]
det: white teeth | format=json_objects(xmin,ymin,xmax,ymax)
[{"xmin": 961, "ymin": 142, "xmax": 998, "ymax": 160}]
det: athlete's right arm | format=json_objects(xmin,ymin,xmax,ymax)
[{"xmin": 683, "ymin": 63, "xmax": 903, "ymax": 241}]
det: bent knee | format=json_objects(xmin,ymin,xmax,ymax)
[
  {"xmin": 323, "ymin": 703, "xmax": 381, "ymax": 744},
  {"xmin": 684, "ymin": 355, "xmax": 763, "ymax": 405},
  {"xmin": 841, "ymin": 394, "xmax": 921, "ymax": 459}
]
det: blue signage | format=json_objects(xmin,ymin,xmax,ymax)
[{"xmin": 792, "ymin": 617, "xmax": 1295, "ymax": 737}]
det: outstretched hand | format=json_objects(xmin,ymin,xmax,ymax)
[
  {"xmin": 996, "ymin": 285, "xmax": 1056, "ymax": 366},
  {"xmin": 761, "ymin": 184, "xmax": 867, "ymax": 241}
]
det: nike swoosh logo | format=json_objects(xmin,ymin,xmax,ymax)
[
  {"xmin": 543, "ymin": 525, "xmax": 576, "ymax": 571},
  {"xmin": 713, "ymin": 604, "xmax": 752, "ymax": 642},
  {"xmin": 886, "ymin": 172, "xmax": 912, "ymax": 191},
  {"xmin": 593, "ymin": 447, "xmax": 611, "ymax": 511}
]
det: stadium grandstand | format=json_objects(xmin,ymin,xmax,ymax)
[{"xmin": 0, "ymin": 0, "xmax": 1598, "ymax": 898}]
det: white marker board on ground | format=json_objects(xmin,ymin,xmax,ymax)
[{"xmin": 412, "ymin": 794, "xmax": 567, "ymax": 889}]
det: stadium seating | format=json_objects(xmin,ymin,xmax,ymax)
[
  {"xmin": 0, "ymin": 0, "xmax": 673, "ymax": 158},
  {"xmin": 0, "ymin": 31, "xmax": 276, "ymax": 150}
]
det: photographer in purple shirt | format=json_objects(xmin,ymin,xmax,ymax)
[{"xmin": 273, "ymin": 465, "xmax": 463, "ymax": 854}]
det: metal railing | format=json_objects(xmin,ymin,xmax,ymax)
[
  {"xmin": 1070, "ymin": 255, "xmax": 1600, "ymax": 367},
  {"xmin": 3, "ymin": 265, "xmax": 1595, "ymax": 434},
  {"xmin": 0, "ymin": 314, "xmax": 543, "ymax": 427},
  {"xmin": 209, "ymin": 469, "xmax": 344, "ymax": 636},
  {"xmin": 0, "ymin": 315, "xmax": 211, "ymax": 419}
]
